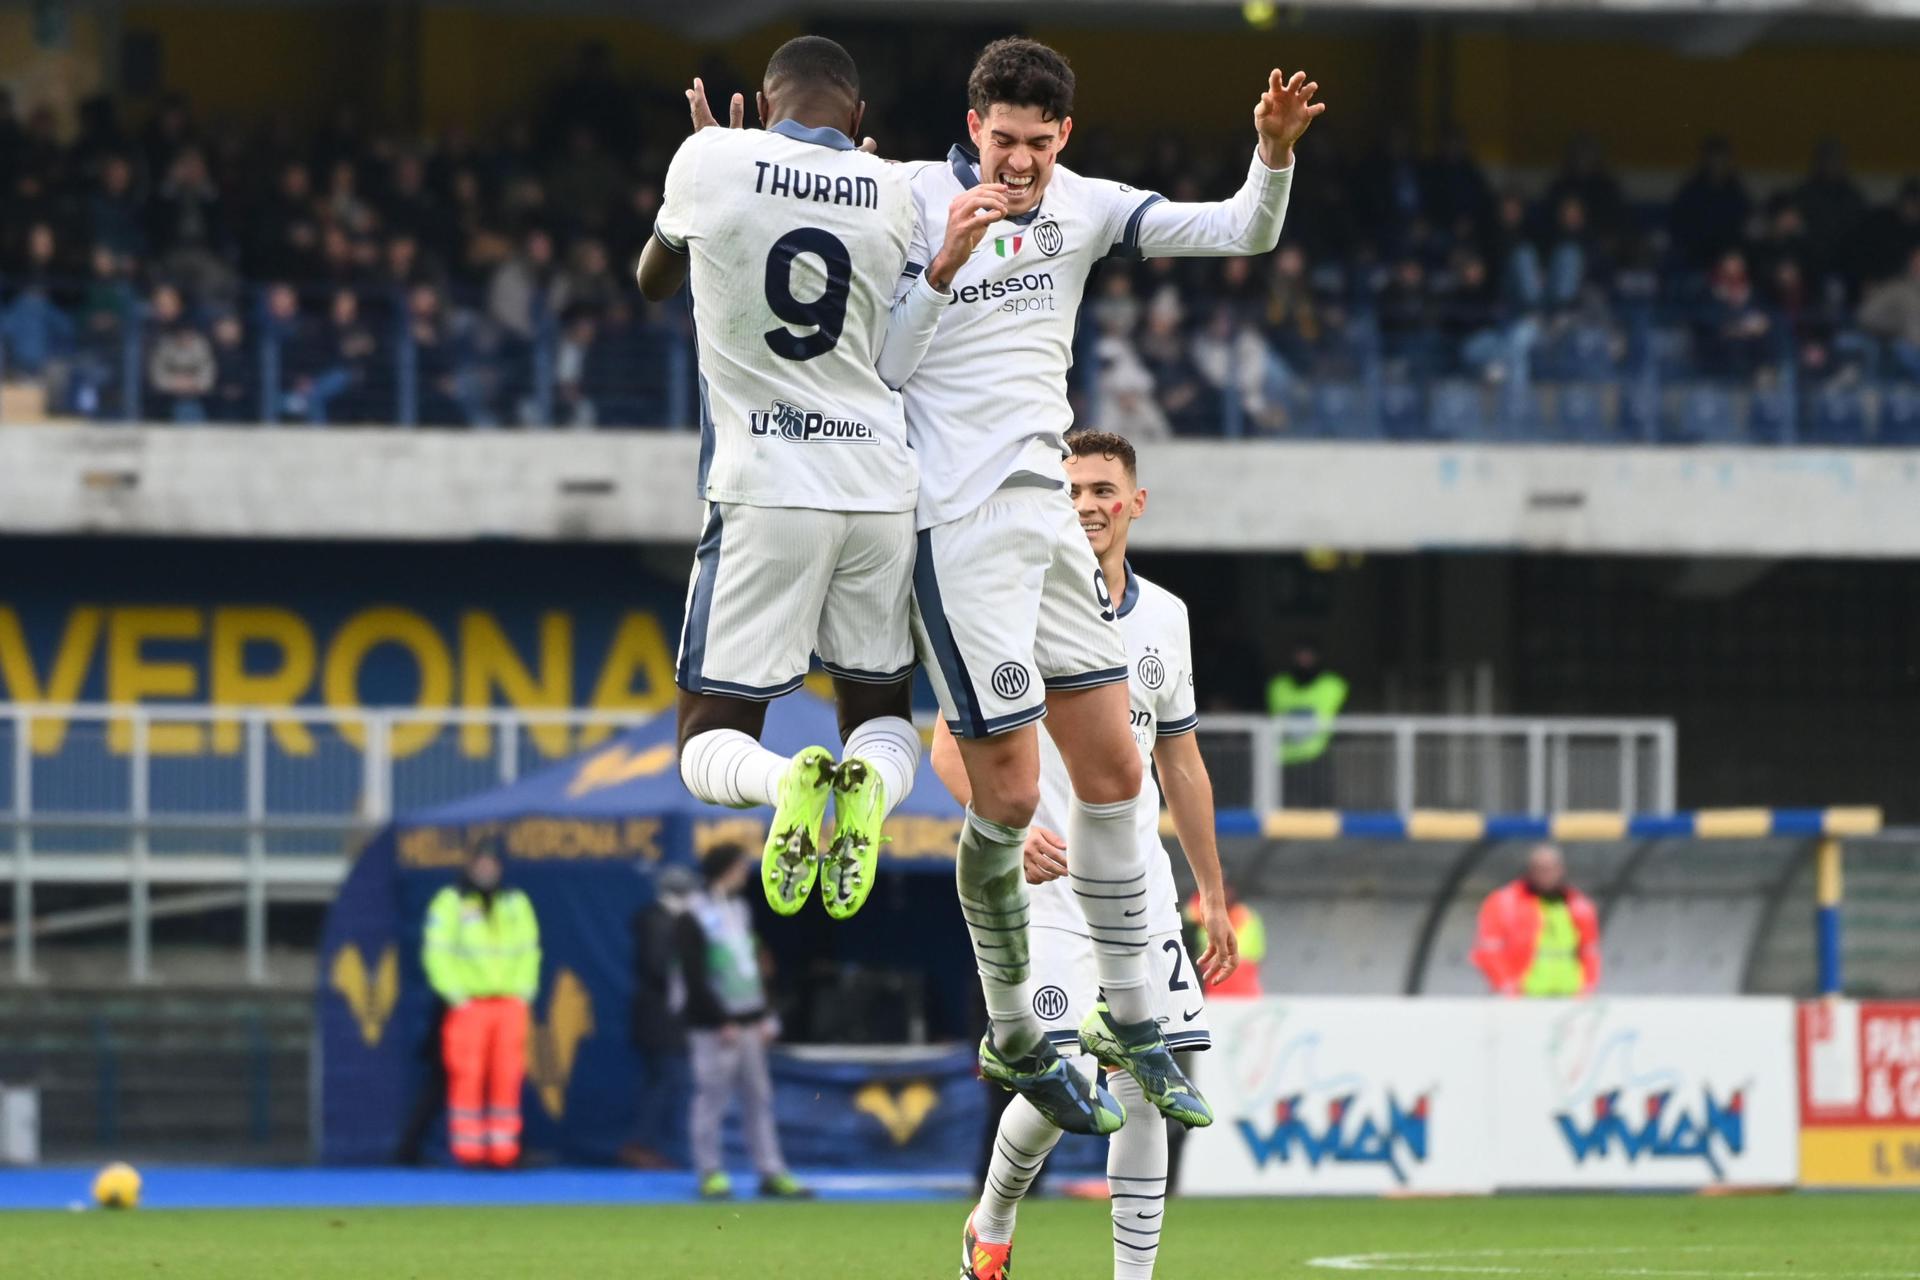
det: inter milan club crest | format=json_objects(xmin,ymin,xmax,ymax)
[
  {"xmin": 1034, "ymin": 219, "xmax": 1064, "ymax": 257},
  {"xmin": 1137, "ymin": 646, "xmax": 1166, "ymax": 690}
]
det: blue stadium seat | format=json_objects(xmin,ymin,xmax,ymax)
[
  {"xmin": 1665, "ymin": 384, "xmax": 1739, "ymax": 444},
  {"xmin": 1309, "ymin": 382, "xmax": 1375, "ymax": 439},
  {"xmin": 1878, "ymin": 384, "xmax": 1920, "ymax": 445},
  {"xmin": 1427, "ymin": 380, "xmax": 1487, "ymax": 440},
  {"xmin": 1618, "ymin": 381, "xmax": 1660, "ymax": 442},
  {"xmin": 1379, "ymin": 381, "xmax": 1425, "ymax": 439},
  {"xmin": 1748, "ymin": 385, "xmax": 1797, "ymax": 444},
  {"xmin": 1550, "ymin": 382, "xmax": 1614, "ymax": 442},
  {"xmin": 1805, "ymin": 385, "xmax": 1870, "ymax": 445}
]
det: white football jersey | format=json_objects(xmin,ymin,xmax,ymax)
[
  {"xmin": 1029, "ymin": 569, "xmax": 1200, "ymax": 935},
  {"xmin": 898, "ymin": 149, "xmax": 1165, "ymax": 530},
  {"xmin": 655, "ymin": 122, "xmax": 919, "ymax": 513}
]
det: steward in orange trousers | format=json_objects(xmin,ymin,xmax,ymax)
[{"xmin": 423, "ymin": 849, "xmax": 541, "ymax": 1167}]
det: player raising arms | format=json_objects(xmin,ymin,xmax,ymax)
[
  {"xmin": 635, "ymin": 38, "xmax": 1007, "ymax": 921},
  {"xmin": 900, "ymin": 40, "xmax": 1321, "ymax": 1136},
  {"xmin": 934, "ymin": 431, "xmax": 1238, "ymax": 1280}
]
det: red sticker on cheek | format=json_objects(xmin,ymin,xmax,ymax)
[{"xmin": 1111, "ymin": 502, "xmax": 1124, "ymax": 515}]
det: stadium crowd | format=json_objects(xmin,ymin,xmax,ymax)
[{"xmin": 3, "ymin": 75, "xmax": 1918, "ymax": 439}]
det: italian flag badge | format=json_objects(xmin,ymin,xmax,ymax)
[{"xmin": 994, "ymin": 234, "xmax": 1023, "ymax": 257}]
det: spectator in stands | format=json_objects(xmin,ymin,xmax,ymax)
[
  {"xmin": 206, "ymin": 312, "xmax": 255, "ymax": 422},
  {"xmin": 1424, "ymin": 127, "xmax": 1494, "ymax": 249},
  {"xmin": 1697, "ymin": 250, "xmax": 1775, "ymax": 381},
  {"xmin": 1192, "ymin": 301, "xmax": 1289, "ymax": 432},
  {"xmin": 1092, "ymin": 337, "xmax": 1171, "ymax": 441},
  {"xmin": 1, "ymin": 225, "xmax": 73, "ymax": 378},
  {"xmin": 1792, "ymin": 140, "xmax": 1866, "ymax": 269},
  {"xmin": 143, "ymin": 283, "xmax": 216, "ymax": 421},
  {"xmin": 307, "ymin": 288, "xmax": 379, "ymax": 424},
  {"xmin": 88, "ymin": 155, "xmax": 146, "ymax": 263},
  {"xmin": 1545, "ymin": 134, "xmax": 1627, "ymax": 245},
  {"xmin": 1859, "ymin": 247, "xmax": 1920, "ymax": 381},
  {"xmin": 488, "ymin": 226, "xmax": 557, "ymax": 345},
  {"xmin": 149, "ymin": 147, "xmax": 228, "ymax": 300},
  {"xmin": 1669, "ymin": 137, "xmax": 1751, "ymax": 272},
  {"xmin": 553, "ymin": 304, "xmax": 599, "ymax": 427},
  {"xmin": 1378, "ymin": 255, "xmax": 1441, "ymax": 377},
  {"xmin": 251, "ymin": 162, "xmax": 322, "ymax": 282},
  {"xmin": 1471, "ymin": 843, "xmax": 1601, "ymax": 998},
  {"xmin": 679, "ymin": 844, "xmax": 810, "ymax": 1201},
  {"xmin": 421, "ymin": 846, "xmax": 540, "ymax": 1168},
  {"xmin": 405, "ymin": 283, "xmax": 469, "ymax": 426},
  {"xmin": 1139, "ymin": 289, "xmax": 1219, "ymax": 435},
  {"xmin": 1853, "ymin": 178, "xmax": 1920, "ymax": 287},
  {"xmin": 621, "ymin": 863, "xmax": 697, "ymax": 1171}
]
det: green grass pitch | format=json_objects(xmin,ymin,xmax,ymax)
[{"xmin": 9, "ymin": 1193, "xmax": 1918, "ymax": 1279}]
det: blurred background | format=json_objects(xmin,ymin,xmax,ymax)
[{"xmin": 0, "ymin": 0, "xmax": 1916, "ymax": 1198}]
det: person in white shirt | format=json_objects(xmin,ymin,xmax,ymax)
[
  {"xmin": 635, "ymin": 37, "xmax": 1006, "ymax": 925},
  {"xmin": 933, "ymin": 431, "xmax": 1241, "ymax": 1280},
  {"xmin": 898, "ymin": 38, "xmax": 1321, "ymax": 1149}
]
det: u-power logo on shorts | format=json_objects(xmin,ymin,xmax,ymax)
[
  {"xmin": 991, "ymin": 662, "xmax": 1031, "ymax": 700},
  {"xmin": 749, "ymin": 400, "xmax": 876, "ymax": 444},
  {"xmin": 1032, "ymin": 985, "xmax": 1070, "ymax": 1020}
]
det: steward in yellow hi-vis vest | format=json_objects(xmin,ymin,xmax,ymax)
[
  {"xmin": 1266, "ymin": 645, "xmax": 1348, "ymax": 765},
  {"xmin": 423, "ymin": 848, "xmax": 541, "ymax": 1167}
]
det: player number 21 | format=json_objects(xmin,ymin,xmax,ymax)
[{"xmin": 763, "ymin": 227, "xmax": 852, "ymax": 361}]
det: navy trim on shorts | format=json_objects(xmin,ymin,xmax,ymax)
[
  {"xmin": 1158, "ymin": 714, "xmax": 1199, "ymax": 737},
  {"xmin": 820, "ymin": 658, "xmax": 918, "ymax": 685},
  {"xmin": 653, "ymin": 225, "xmax": 687, "ymax": 255},
  {"xmin": 675, "ymin": 506, "xmax": 725, "ymax": 691},
  {"xmin": 945, "ymin": 703, "xmax": 1047, "ymax": 740},
  {"xmin": 903, "ymin": 262, "xmax": 925, "ymax": 278},
  {"xmin": 1165, "ymin": 1031, "xmax": 1212, "ymax": 1051},
  {"xmin": 1044, "ymin": 665, "xmax": 1129, "ymax": 691},
  {"xmin": 681, "ymin": 672, "xmax": 808, "ymax": 702},
  {"xmin": 914, "ymin": 529, "xmax": 992, "ymax": 738}
]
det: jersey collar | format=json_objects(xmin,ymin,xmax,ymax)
[
  {"xmin": 948, "ymin": 141, "xmax": 1044, "ymax": 225},
  {"xmin": 770, "ymin": 119, "xmax": 857, "ymax": 151},
  {"xmin": 1115, "ymin": 559, "xmax": 1141, "ymax": 619}
]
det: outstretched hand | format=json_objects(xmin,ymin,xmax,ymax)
[
  {"xmin": 1254, "ymin": 68, "xmax": 1325, "ymax": 169},
  {"xmin": 687, "ymin": 77, "xmax": 745, "ymax": 133}
]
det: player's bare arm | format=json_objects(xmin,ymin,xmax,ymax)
[
  {"xmin": 1154, "ymin": 730, "xmax": 1239, "ymax": 985},
  {"xmin": 634, "ymin": 231, "xmax": 687, "ymax": 301}
]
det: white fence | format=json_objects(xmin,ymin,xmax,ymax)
[{"xmin": 0, "ymin": 702, "xmax": 1675, "ymax": 984}]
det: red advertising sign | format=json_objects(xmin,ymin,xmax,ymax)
[{"xmin": 1798, "ymin": 1000, "xmax": 1920, "ymax": 1187}]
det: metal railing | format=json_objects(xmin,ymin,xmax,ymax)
[{"xmin": 1, "ymin": 702, "xmax": 1674, "ymax": 985}]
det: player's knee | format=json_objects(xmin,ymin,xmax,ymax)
[
  {"xmin": 974, "ymin": 773, "xmax": 1041, "ymax": 829},
  {"xmin": 1072, "ymin": 750, "xmax": 1142, "ymax": 805}
]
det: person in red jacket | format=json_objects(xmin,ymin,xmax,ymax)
[{"xmin": 1471, "ymin": 843, "xmax": 1601, "ymax": 997}]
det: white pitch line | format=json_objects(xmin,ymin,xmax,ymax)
[{"xmin": 1303, "ymin": 1245, "xmax": 1920, "ymax": 1279}]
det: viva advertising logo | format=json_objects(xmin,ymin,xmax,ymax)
[
  {"xmin": 1557, "ymin": 1088, "xmax": 1746, "ymax": 1178},
  {"xmin": 1237, "ymin": 1091, "xmax": 1432, "ymax": 1185}
]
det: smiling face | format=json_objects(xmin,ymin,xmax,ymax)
[
  {"xmin": 970, "ymin": 102, "xmax": 1071, "ymax": 216},
  {"xmin": 1066, "ymin": 445, "xmax": 1143, "ymax": 562}
]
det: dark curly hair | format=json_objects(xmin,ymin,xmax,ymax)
[
  {"xmin": 967, "ymin": 38, "xmax": 1075, "ymax": 123},
  {"xmin": 1065, "ymin": 428, "xmax": 1137, "ymax": 481}
]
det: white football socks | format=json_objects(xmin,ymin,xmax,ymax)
[
  {"xmin": 972, "ymin": 1094, "xmax": 1063, "ymax": 1245},
  {"xmin": 842, "ymin": 715, "xmax": 920, "ymax": 811},
  {"xmin": 679, "ymin": 727, "xmax": 787, "ymax": 810},
  {"xmin": 1107, "ymin": 1070, "xmax": 1169, "ymax": 1279},
  {"xmin": 1068, "ymin": 794, "xmax": 1154, "ymax": 1025}
]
